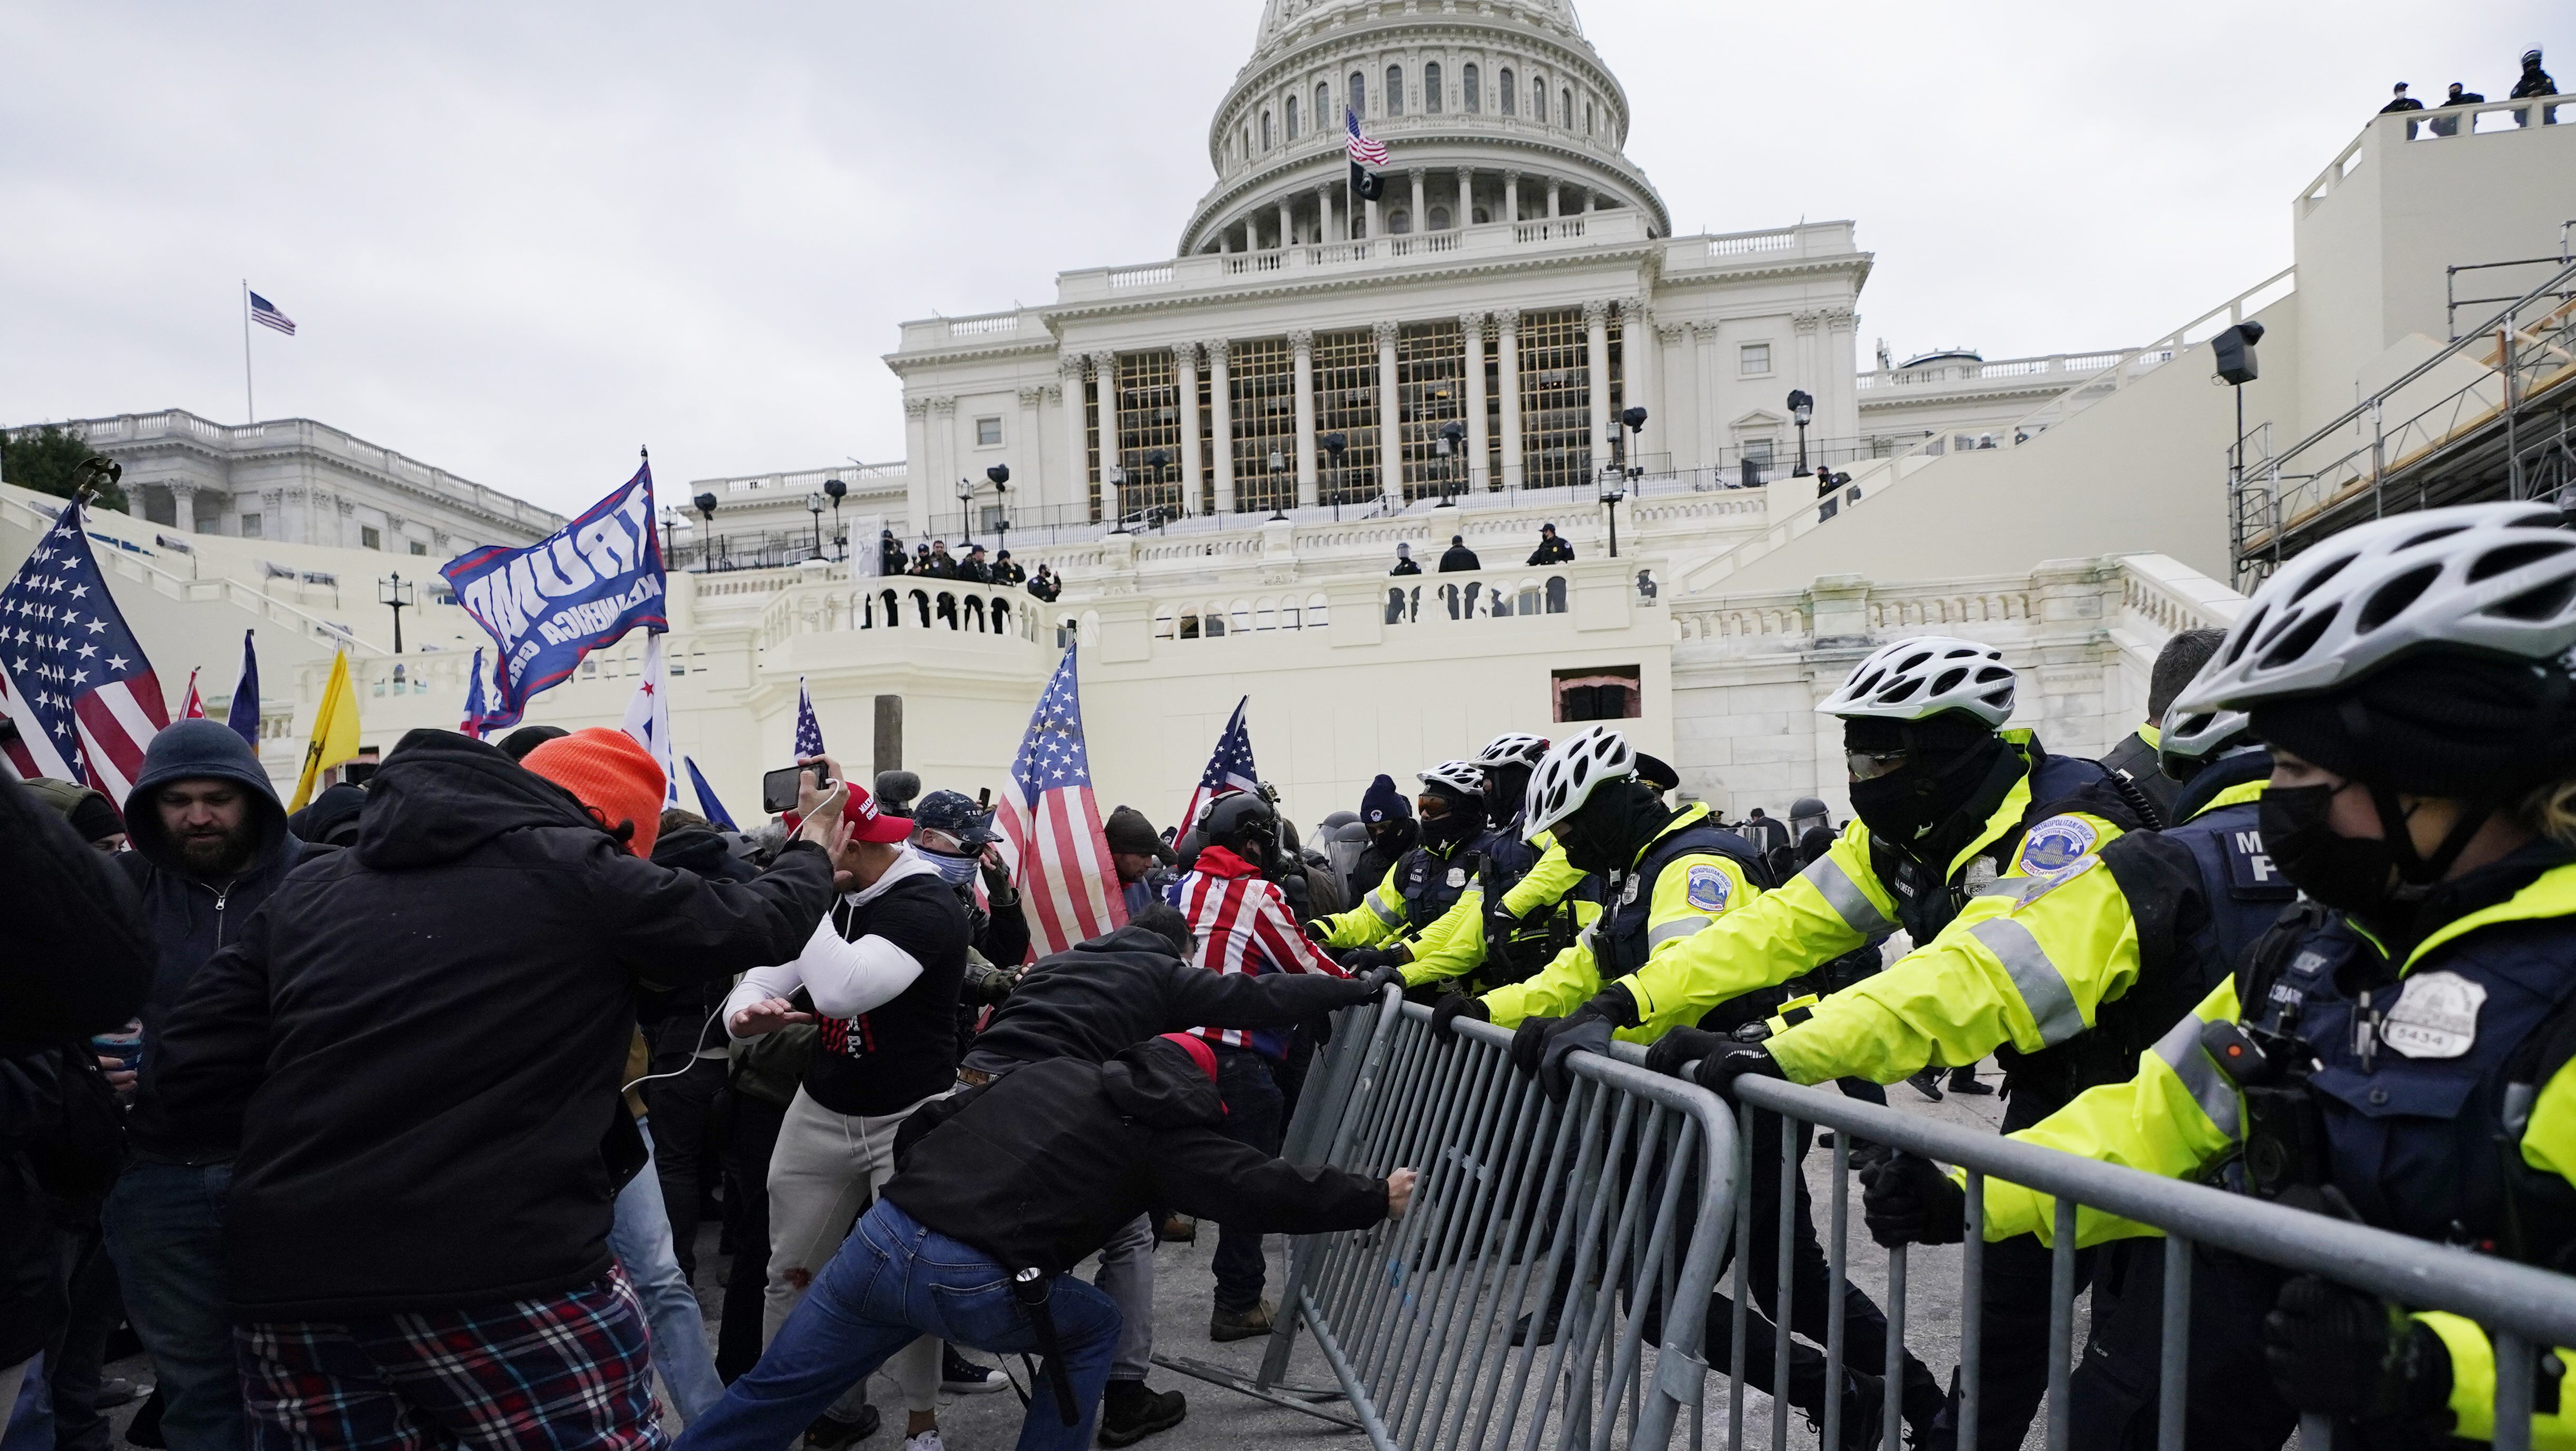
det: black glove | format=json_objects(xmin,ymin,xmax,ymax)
[
  {"xmin": 960, "ymin": 961, "xmax": 1017, "ymax": 1007},
  {"xmin": 2261, "ymin": 1276, "xmax": 2453, "ymax": 1428},
  {"xmin": 1355, "ymin": 963, "xmax": 1405, "ymax": 997},
  {"xmin": 1859, "ymin": 1152, "xmax": 1966, "ymax": 1248},
  {"xmin": 1535, "ymin": 1005, "xmax": 1615, "ymax": 1104},
  {"xmin": 1509, "ymin": 1015, "xmax": 1557, "ymax": 1078},
  {"xmin": 1430, "ymin": 993, "xmax": 1490, "ymax": 1043},
  {"xmin": 1695, "ymin": 1044, "xmax": 1787, "ymax": 1105},
  {"xmin": 1642, "ymin": 1027, "xmax": 1726, "ymax": 1082},
  {"xmin": 1302, "ymin": 919, "xmax": 1331, "ymax": 943},
  {"xmin": 1342, "ymin": 945, "xmax": 1404, "ymax": 974}
]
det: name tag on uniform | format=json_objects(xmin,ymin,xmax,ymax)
[
  {"xmin": 1446, "ymin": 866, "xmax": 1466, "ymax": 889},
  {"xmin": 2381, "ymin": 971, "xmax": 2486, "ymax": 1059}
]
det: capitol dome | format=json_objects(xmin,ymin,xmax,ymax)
[{"xmin": 1182, "ymin": 0, "xmax": 1670, "ymax": 256}]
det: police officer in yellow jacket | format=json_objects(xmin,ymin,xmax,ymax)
[
  {"xmin": 1310, "ymin": 761, "xmax": 1502, "ymax": 975},
  {"xmin": 1596, "ymin": 636, "xmax": 2146, "ymax": 1451},
  {"xmin": 1401, "ymin": 733, "xmax": 1597, "ymax": 994},
  {"xmin": 1863, "ymin": 504, "xmax": 2576, "ymax": 1451}
]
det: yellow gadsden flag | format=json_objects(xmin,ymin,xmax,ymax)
[{"xmin": 289, "ymin": 650, "xmax": 362, "ymax": 811}]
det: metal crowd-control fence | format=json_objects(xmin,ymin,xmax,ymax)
[
  {"xmin": 1707, "ymin": 1071, "xmax": 2576, "ymax": 1451},
  {"xmin": 1166, "ymin": 992, "xmax": 1744, "ymax": 1451}
]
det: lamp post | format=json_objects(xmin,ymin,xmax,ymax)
[
  {"xmin": 1620, "ymin": 405, "xmax": 1649, "ymax": 486},
  {"xmin": 986, "ymin": 464, "xmax": 1012, "ymax": 558},
  {"xmin": 1105, "ymin": 464, "xmax": 1130, "ymax": 533},
  {"xmin": 693, "ymin": 492, "xmax": 720, "ymax": 572},
  {"xmin": 1436, "ymin": 421, "xmax": 1465, "ymax": 505},
  {"xmin": 1323, "ymin": 433, "xmax": 1348, "ymax": 522},
  {"xmin": 1787, "ymin": 389, "xmax": 1815, "ymax": 477},
  {"xmin": 824, "ymin": 477, "xmax": 848, "ymax": 561},
  {"xmin": 377, "ymin": 571, "xmax": 414, "ymax": 654},
  {"xmin": 1267, "ymin": 449, "xmax": 1290, "ymax": 522},
  {"xmin": 658, "ymin": 505, "xmax": 682, "ymax": 568},
  {"xmin": 956, "ymin": 477, "xmax": 978, "ymax": 547},
  {"xmin": 804, "ymin": 492, "xmax": 825, "ymax": 560}
]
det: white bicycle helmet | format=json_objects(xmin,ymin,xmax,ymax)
[
  {"xmin": 1417, "ymin": 760, "xmax": 1486, "ymax": 796},
  {"xmin": 2156, "ymin": 707, "xmax": 2257, "ymax": 781},
  {"xmin": 1472, "ymin": 733, "xmax": 1552, "ymax": 770},
  {"xmin": 2174, "ymin": 502, "xmax": 2576, "ymax": 716},
  {"xmin": 1523, "ymin": 726, "xmax": 1637, "ymax": 838},
  {"xmin": 1817, "ymin": 637, "xmax": 2016, "ymax": 726}
]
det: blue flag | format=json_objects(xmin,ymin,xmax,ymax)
[
  {"xmin": 459, "ymin": 648, "xmax": 491, "ymax": 737},
  {"xmin": 223, "ymin": 630, "xmax": 259, "ymax": 748},
  {"xmin": 685, "ymin": 755, "xmax": 738, "ymax": 830},
  {"xmin": 441, "ymin": 461, "xmax": 666, "ymax": 730}
]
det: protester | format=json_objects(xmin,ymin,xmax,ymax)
[
  {"xmin": 98, "ymin": 719, "xmax": 320, "ymax": 1451},
  {"xmin": 956, "ymin": 545, "xmax": 993, "ymax": 584},
  {"xmin": 925, "ymin": 542, "xmax": 958, "ymax": 579},
  {"xmin": 139, "ymin": 727, "xmax": 840, "ymax": 1451},
  {"xmin": 284, "ymin": 781, "xmax": 366, "ymax": 847},
  {"xmin": 605, "ymin": 1026, "xmax": 727, "ymax": 1425},
  {"xmin": 1437, "ymin": 534, "xmax": 1479, "ymax": 572},
  {"xmin": 1103, "ymin": 805, "xmax": 1177, "ymax": 917},
  {"xmin": 714, "ymin": 991, "xmax": 816, "ymax": 1383},
  {"xmin": 1388, "ymin": 542, "xmax": 1421, "ymax": 576},
  {"xmin": 497, "ymin": 723, "xmax": 569, "ymax": 762},
  {"xmin": 673, "ymin": 1033, "xmax": 1413, "ymax": 1451},
  {"xmin": 21, "ymin": 777, "xmax": 127, "ymax": 852},
  {"xmin": 722, "ymin": 764, "xmax": 968, "ymax": 1451},
  {"xmin": 637, "ymin": 809, "xmax": 749, "ymax": 1283},
  {"xmin": 1527, "ymin": 522, "xmax": 1574, "ymax": 564}
]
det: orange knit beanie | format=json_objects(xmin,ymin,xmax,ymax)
[{"xmin": 521, "ymin": 728, "xmax": 666, "ymax": 856}]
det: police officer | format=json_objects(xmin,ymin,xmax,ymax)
[
  {"xmin": 2099, "ymin": 627, "xmax": 2228, "ymax": 830},
  {"xmin": 1402, "ymin": 733, "xmax": 1597, "ymax": 994},
  {"xmin": 1866, "ymin": 503, "xmax": 2576, "ymax": 1450},
  {"xmin": 1593, "ymin": 636, "xmax": 2142, "ymax": 1451},
  {"xmin": 1311, "ymin": 762, "xmax": 1492, "ymax": 977},
  {"xmin": 1466, "ymin": 728, "xmax": 1940, "ymax": 1443}
]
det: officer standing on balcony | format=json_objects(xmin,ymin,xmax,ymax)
[{"xmin": 1864, "ymin": 503, "xmax": 2576, "ymax": 1451}]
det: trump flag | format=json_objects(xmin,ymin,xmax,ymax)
[{"xmin": 441, "ymin": 460, "xmax": 666, "ymax": 729}]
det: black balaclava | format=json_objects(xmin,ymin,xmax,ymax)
[
  {"xmin": 1419, "ymin": 782, "xmax": 1488, "ymax": 851},
  {"xmin": 1484, "ymin": 764, "xmax": 1533, "ymax": 825},
  {"xmin": 1556, "ymin": 779, "xmax": 1674, "ymax": 876},
  {"xmin": 1843, "ymin": 711, "xmax": 2012, "ymax": 853}
]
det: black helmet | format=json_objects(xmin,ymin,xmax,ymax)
[
  {"xmin": 912, "ymin": 790, "xmax": 997, "ymax": 848},
  {"xmin": 1199, "ymin": 792, "xmax": 1280, "ymax": 863}
]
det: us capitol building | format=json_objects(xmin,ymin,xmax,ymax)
[{"xmin": 10, "ymin": 0, "xmax": 2571, "ymax": 833}]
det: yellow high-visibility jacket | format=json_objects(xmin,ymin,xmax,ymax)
[{"xmin": 1399, "ymin": 832, "xmax": 1595, "ymax": 989}]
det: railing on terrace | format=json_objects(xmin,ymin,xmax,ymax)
[
  {"xmin": 2232, "ymin": 256, "xmax": 2576, "ymax": 584},
  {"xmin": 756, "ymin": 579, "xmax": 1043, "ymax": 650},
  {"xmin": 1858, "ymin": 351, "xmax": 2125, "ymax": 393},
  {"xmin": 1674, "ymin": 266, "xmax": 2297, "ymax": 598},
  {"xmin": 1058, "ymin": 210, "xmax": 1665, "ymax": 303},
  {"xmin": 696, "ymin": 463, "xmax": 908, "ymax": 498}
]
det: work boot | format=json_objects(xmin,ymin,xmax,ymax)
[
  {"xmin": 1508, "ymin": 1307, "xmax": 1562, "ymax": 1347},
  {"xmin": 939, "ymin": 1345, "xmax": 1004, "ymax": 1395},
  {"xmin": 1097, "ymin": 1381, "xmax": 1189, "ymax": 1446},
  {"xmin": 1947, "ymin": 1066, "xmax": 1994, "ymax": 1096},
  {"xmin": 1906, "ymin": 1068, "xmax": 1945, "ymax": 1102},
  {"xmin": 1209, "ymin": 1299, "xmax": 1275, "ymax": 1342},
  {"xmin": 803, "ymin": 1404, "xmax": 880, "ymax": 1448},
  {"xmin": 1155, "ymin": 1214, "xmax": 1197, "ymax": 1244},
  {"xmin": 1802, "ymin": 1368, "xmax": 1888, "ymax": 1451}
]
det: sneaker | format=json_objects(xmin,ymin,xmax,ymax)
[
  {"xmin": 1906, "ymin": 1068, "xmax": 1945, "ymax": 1102},
  {"xmin": 803, "ymin": 1404, "xmax": 880, "ymax": 1448},
  {"xmin": 1947, "ymin": 1066, "xmax": 1995, "ymax": 1096},
  {"xmin": 940, "ymin": 1345, "xmax": 1005, "ymax": 1395},
  {"xmin": 1097, "ymin": 1381, "xmax": 1189, "ymax": 1447},
  {"xmin": 1209, "ymin": 1299, "xmax": 1275, "ymax": 1342},
  {"xmin": 899, "ymin": 1433, "xmax": 941, "ymax": 1451},
  {"xmin": 1155, "ymin": 1214, "xmax": 1198, "ymax": 1244},
  {"xmin": 96, "ymin": 1378, "xmax": 148, "ymax": 1409}
]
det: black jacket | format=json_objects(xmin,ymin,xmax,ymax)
[
  {"xmin": 1438, "ymin": 544, "xmax": 1481, "ymax": 572},
  {"xmin": 639, "ymin": 825, "xmax": 757, "ymax": 1053},
  {"xmin": 116, "ymin": 719, "xmax": 317, "ymax": 1162},
  {"xmin": 2098, "ymin": 728, "xmax": 2183, "ymax": 829},
  {"xmin": 145, "ymin": 728, "xmax": 837, "ymax": 1319},
  {"xmin": 966, "ymin": 924, "xmax": 1374, "ymax": 1072},
  {"xmin": 1528, "ymin": 536, "xmax": 1574, "ymax": 565},
  {"xmin": 1388, "ymin": 557, "xmax": 1422, "ymax": 576},
  {"xmin": 2510, "ymin": 67, "xmax": 2556, "ymax": 100},
  {"xmin": 886, "ymin": 1038, "xmax": 1388, "ymax": 1275}
]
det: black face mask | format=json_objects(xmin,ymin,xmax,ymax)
[
  {"xmin": 1557, "ymin": 782, "xmax": 1667, "ymax": 875},
  {"xmin": 1847, "ymin": 734, "xmax": 2007, "ymax": 848},
  {"xmin": 2258, "ymin": 784, "xmax": 2400, "ymax": 917},
  {"xmin": 1420, "ymin": 800, "xmax": 1485, "ymax": 850}
]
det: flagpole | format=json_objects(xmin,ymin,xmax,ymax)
[{"xmin": 240, "ymin": 280, "xmax": 255, "ymax": 423}]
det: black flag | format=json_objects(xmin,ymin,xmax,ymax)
[{"xmin": 1349, "ymin": 160, "xmax": 1385, "ymax": 202}]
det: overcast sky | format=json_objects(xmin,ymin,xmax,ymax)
[{"xmin": 4, "ymin": 2, "xmax": 2558, "ymax": 513}]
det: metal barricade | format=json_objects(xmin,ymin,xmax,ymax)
[
  {"xmin": 1226, "ymin": 992, "xmax": 1745, "ymax": 1451},
  {"xmin": 1688, "ymin": 1066, "xmax": 2576, "ymax": 1451}
]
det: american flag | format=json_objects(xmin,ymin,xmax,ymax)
[
  {"xmin": 249, "ymin": 291, "xmax": 297, "ymax": 336},
  {"xmin": 0, "ymin": 498, "xmax": 169, "ymax": 801},
  {"xmin": 1179, "ymin": 695, "xmax": 1259, "ymax": 839},
  {"xmin": 179, "ymin": 669, "xmax": 207, "ymax": 720},
  {"xmin": 459, "ymin": 647, "xmax": 491, "ymax": 737},
  {"xmin": 1178, "ymin": 852, "xmax": 1347, "ymax": 1061},
  {"xmin": 794, "ymin": 676, "xmax": 825, "ymax": 758},
  {"xmin": 1346, "ymin": 109, "xmax": 1388, "ymax": 167},
  {"xmin": 996, "ymin": 644, "xmax": 1126, "ymax": 959}
]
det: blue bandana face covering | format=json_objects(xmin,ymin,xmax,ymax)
[{"xmin": 921, "ymin": 848, "xmax": 981, "ymax": 887}]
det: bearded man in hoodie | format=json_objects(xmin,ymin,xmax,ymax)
[{"xmin": 143, "ymin": 727, "xmax": 843, "ymax": 1451}]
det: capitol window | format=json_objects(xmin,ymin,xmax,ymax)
[
  {"xmin": 1741, "ymin": 342, "xmax": 1772, "ymax": 376},
  {"xmin": 1316, "ymin": 82, "xmax": 1330, "ymax": 125},
  {"xmin": 1499, "ymin": 67, "xmax": 1515, "ymax": 114},
  {"xmin": 409, "ymin": 541, "xmax": 426, "ymax": 557},
  {"xmin": 976, "ymin": 416, "xmax": 1003, "ymax": 446},
  {"xmin": 1286, "ymin": 94, "xmax": 1299, "ymax": 140},
  {"xmin": 1562, "ymin": 89, "xmax": 1572, "ymax": 127},
  {"xmin": 240, "ymin": 513, "xmax": 261, "ymax": 539},
  {"xmin": 1464, "ymin": 64, "xmax": 1480, "ymax": 112},
  {"xmin": 1350, "ymin": 71, "xmax": 1365, "ymax": 116},
  {"xmin": 1531, "ymin": 79, "xmax": 1546, "ymax": 123},
  {"xmin": 1386, "ymin": 65, "xmax": 1404, "ymax": 116},
  {"xmin": 1424, "ymin": 63, "xmax": 1442, "ymax": 114},
  {"xmin": 361, "ymin": 525, "xmax": 381, "ymax": 550}
]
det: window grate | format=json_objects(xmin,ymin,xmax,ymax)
[
  {"xmin": 1518, "ymin": 309, "xmax": 1591, "ymax": 488},
  {"xmin": 1314, "ymin": 329, "xmax": 1382, "ymax": 505},
  {"xmin": 1229, "ymin": 337, "xmax": 1298, "ymax": 514}
]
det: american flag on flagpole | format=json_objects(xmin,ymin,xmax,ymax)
[
  {"xmin": 0, "ymin": 497, "xmax": 169, "ymax": 800},
  {"xmin": 1179, "ymin": 695, "xmax": 1259, "ymax": 838},
  {"xmin": 249, "ymin": 291, "xmax": 297, "ymax": 336},
  {"xmin": 459, "ymin": 648, "xmax": 491, "ymax": 737},
  {"xmin": 793, "ymin": 677, "xmax": 825, "ymax": 759},
  {"xmin": 1346, "ymin": 109, "xmax": 1389, "ymax": 167},
  {"xmin": 996, "ymin": 644, "xmax": 1126, "ymax": 959}
]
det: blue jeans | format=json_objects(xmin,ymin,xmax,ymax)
[
  {"xmin": 103, "ymin": 1161, "xmax": 243, "ymax": 1451},
  {"xmin": 611, "ymin": 1121, "xmax": 726, "ymax": 1424},
  {"xmin": 676, "ymin": 1202, "xmax": 1120, "ymax": 1451}
]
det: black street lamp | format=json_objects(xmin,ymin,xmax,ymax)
[
  {"xmin": 1144, "ymin": 448, "xmax": 1171, "ymax": 531},
  {"xmin": 1105, "ymin": 463, "xmax": 1130, "ymax": 533},
  {"xmin": 804, "ymin": 492, "xmax": 825, "ymax": 560},
  {"xmin": 1323, "ymin": 432, "xmax": 1348, "ymax": 521},
  {"xmin": 957, "ymin": 477, "xmax": 979, "ymax": 547},
  {"xmin": 986, "ymin": 464, "xmax": 1012, "ymax": 557},
  {"xmin": 824, "ymin": 477, "xmax": 848, "ymax": 560},
  {"xmin": 1436, "ymin": 421, "xmax": 1465, "ymax": 505},
  {"xmin": 1787, "ymin": 389, "xmax": 1815, "ymax": 477},
  {"xmin": 1266, "ymin": 449, "xmax": 1290, "ymax": 522},
  {"xmin": 693, "ymin": 492, "xmax": 720, "ymax": 572},
  {"xmin": 377, "ymin": 571, "xmax": 414, "ymax": 654},
  {"xmin": 1620, "ymin": 405, "xmax": 1649, "ymax": 485}
]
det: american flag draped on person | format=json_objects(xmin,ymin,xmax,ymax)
[
  {"xmin": 995, "ymin": 644, "xmax": 1125, "ymax": 958},
  {"xmin": 0, "ymin": 497, "xmax": 168, "ymax": 796},
  {"xmin": 1179, "ymin": 696, "xmax": 1259, "ymax": 838}
]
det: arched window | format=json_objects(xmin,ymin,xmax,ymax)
[
  {"xmin": 1386, "ymin": 65, "xmax": 1404, "ymax": 116},
  {"xmin": 1500, "ymin": 67, "xmax": 1515, "ymax": 114},
  {"xmin": 1317, "ymin": 82, "xmax": 1331, "ymax": 128},
  {"xmin": 1286, "ymin": 94, "xmax": 1299, "ymax": 140},
  {"xmin": 1424, "ymin": 62, "xmax": 1442, "ymax": 113},
  {"xmin": 1585, "ymin": 100, "xmax": 1595, "ymax": 135},
  {"xmin": 1350, "ymin": 71, "xmax": 1366, "ymax": 117},
  {"xmin": 1260, "ymin": 110, "xmax": 1272, "ymax": 150},
  {"xmin": 1464, "ymin": 63, "xmax": 1480, "ymax": 112},
  {"xmin": 1561, "ymin": 89, "xmax": 1572, "ymax": 126},
  {"xmin": 1428, "ymin": 206, "xmax": 1451, "ymax": 230},
  {"xmin": 1531, "ymin": 79, "xmax": 1546, "ymax": 123},
  {"xmin": 1389, "ymin": 208, "xmax": 1411, "ymax": 235}
]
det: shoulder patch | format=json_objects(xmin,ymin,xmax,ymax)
[
  {"xmin": 2015, "ymin": 814, "xmax": 2101, "ymax": 875},
  {"xmin": 2004, "ymin": 854, "xmax": 2099, "ymax": 913},
  {"xmin": 1685, "ymin": 862, "xmax": 1732, "ymax": 913}
]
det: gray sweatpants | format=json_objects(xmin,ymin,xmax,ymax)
[
  {"xmin": 1093, "ymin": 1214, "xmax": 1156, "ymax": 1384},
  {"xmin": 764, "ymin": 1085, "xmax": 946, "ymax": 1415}
]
